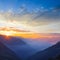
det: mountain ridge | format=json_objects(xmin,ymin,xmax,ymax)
[
  {"xmin": 28, "ymin": 41, "xmax": 60, "ymax": 60},
  {"xmin": 0, "ymin": 39, "xmax": 21, "ymax": 60}
]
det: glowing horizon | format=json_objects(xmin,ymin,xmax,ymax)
[
  {"xmin": 0, "ymin": 27, "xmax": 60, "ymax": 39},
  {"xmin": 0, "ymin": 0, "xmax": 60, "ymax": 40}
]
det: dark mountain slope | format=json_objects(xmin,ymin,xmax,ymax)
[
  {"xmin": 0, "ymin": 35, "xmax": 35, "ymax": 60},
  {"xmin": 0, "ymin": 38, "xmax": 21, "ymax": 60},
  {"xmin": 48, "ymin": 54, "xmax": 60, "ymax": 60},
  {"xmin": 28, "ymin": 42, "xmax": 60, "ymax": 60},
  {"xmin": 0, "ymin": 35, "xmax": 26, "ymax": 45}
]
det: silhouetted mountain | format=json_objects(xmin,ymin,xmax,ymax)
[
  {"xmin": 48, "ymin": 54, "xmax": 60, "ymax": 60},
  {"xmin": 0, "ymin": 35, "xmax": 26, "ymax": 45},
  {"xmin": 28, "ymin": 42, "xmax": 60, "ymax": 60},
  {"xmin": 0, "ymin": 35, "xmax": 35, "ymax": 60},
  {"xmin": 0, "ymin": 39, "xmax": 21, "ymax": 60}
]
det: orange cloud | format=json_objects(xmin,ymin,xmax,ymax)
[{"xmin": 0, "ymin": 27, "xmax": 60, "ymax": 39}]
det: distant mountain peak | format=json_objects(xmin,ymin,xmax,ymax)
[
  {"xmin": 56, "ymin": 41, "xmax": 60, "ymax": 45},
  {"xmin": 53, "ymin": 41, "xmax": 60, "ymax": 48},
  {"xmin": 0, "ymin": 35, "xmax": 26, "ymax": 45}
]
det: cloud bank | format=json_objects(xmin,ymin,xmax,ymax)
[{"xmin": 0, "ymin": 6, "xmax": 60, "ymax": 33}]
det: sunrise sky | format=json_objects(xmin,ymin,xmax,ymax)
[{"xmin": 0, "ymin": 0, "xmax": 60, "ymax": 38}]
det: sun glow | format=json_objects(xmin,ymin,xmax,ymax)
[
  {"xmin": 0, "ymin": 31, "xmax": 15, "ymax": 36},
  {"xmin": 0, "ymin": 27, "xmax": 34, "ymax": 37},
  {"xmin": 0, "ymin": 27, "xmax": 40, "ymax": 38},
  {"xmin": 0, "ymin": 27, "xmax": 19, "ymax": 36},
  {"xmin": 0, "ymin": 27, "xmax": 60, "ymax": 39}
]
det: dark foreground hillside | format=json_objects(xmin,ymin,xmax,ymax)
[
  {"xmin": 28, "ymin": 42, "xmax": 60, "ymax": 60},
  {"xmin": 0, "ymin": 39, "xmax": 20, "ymax": 60}
]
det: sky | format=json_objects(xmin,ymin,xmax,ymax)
[
  {"xmin": 0, "ymin": 0, "xmax": 60, "ymax": 10},
  {"xmin": 0, "ymin": 0, "xmax": 60, "ymax": 33},
  {"xmin": 0, "ymin": 1, "xmax": 60, "ymax": 56},
  {"xmin": 0, "ymin": 0, "xmax": 60, "ymax": 55}
]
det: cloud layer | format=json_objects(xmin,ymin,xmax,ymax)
[{"xmin": 0, "ymin": 6, "xmax": 60, "ymax": 33}]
